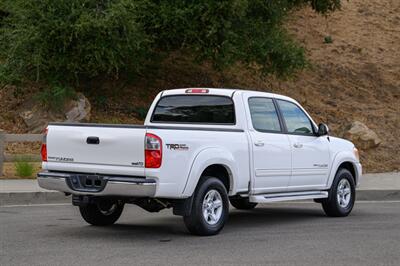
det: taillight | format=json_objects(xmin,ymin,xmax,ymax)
[
  {"xmin": 145, "ymin": 133, "xmax": 162, "ymax": 168},
  {"xmin": 41, "ymin": 127, "xmax": 48, "ymax": 162}
]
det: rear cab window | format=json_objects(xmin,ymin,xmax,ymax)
[{"xmin": 151, "ymin": 95, "xmax": 235, "ymax": 124}]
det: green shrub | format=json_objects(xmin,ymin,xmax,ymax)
[
  {"xmin": 308, "ymin": 0, "xmax": 343, "ymax": 14},
  {"xmin": 132, "ymin": 106, "xmax": 148, "ymax": 120},
  {"xmin": 35, "ymin": 85, "xmax": 77, "ymax": 111},
  {"xmin": 15, "ymin": 160, "xmax": 34, "ymax": 178},
  {"xmin": 0, "ymin": 0, "xmax": 150, "ymax": 84},
  {"xmin": 324, "ymin": 36, "xmax": 333, "ymax": 44},
  {"xmin": 0, "ymin": 0, "xmax": 343, "ymax": 86}
]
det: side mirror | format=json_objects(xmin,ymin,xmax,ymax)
[{"xmin": 317, "ymin": 123, "xmax": 329, "ymax": 136}]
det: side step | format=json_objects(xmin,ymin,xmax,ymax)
[{"xmin": 249, "ymin": 191, "xmax": 328, "ymax": 203}]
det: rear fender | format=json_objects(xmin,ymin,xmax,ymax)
[{"xmin": 182, "ymin": 147, "xmax": 238, "ymax": 197}]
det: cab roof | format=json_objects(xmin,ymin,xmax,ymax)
[{"xmin": 161, "ymin": 88, "xmax": 297, "ymax": 103}]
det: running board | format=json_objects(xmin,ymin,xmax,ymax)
[{"xmin": 249, "ymin": 191, "xmax": 328, "ymax": 203}]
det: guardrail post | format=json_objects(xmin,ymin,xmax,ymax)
[{"xmin": 0, "ymin": 129, "xmax": 5, "ymax": 176}]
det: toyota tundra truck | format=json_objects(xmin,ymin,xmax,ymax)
[{"xmin": 38, "ymin": 88, "xmax": 362, "ymax": 235}]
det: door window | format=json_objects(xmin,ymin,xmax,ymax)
[
  {"xmin": 277, "ymin": 100, "xmax": 314, "ymax": 135},
  {"xmin": 248, "ymin": 97, "xmax": 281, "ymax": 132}
]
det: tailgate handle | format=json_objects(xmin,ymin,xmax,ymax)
[{"xmin": 86, "ymin": 136, "xmax": 100, "ymax": 145}]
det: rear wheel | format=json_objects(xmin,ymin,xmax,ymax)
[
  {"xmin": 79, "ymin": 199, "xmax": 124, "ymax": 226},
  {"xmin": 230, "ymin": 196, "xmax": 258, "ymax": 210},
  {"xmin": 322, "ymin": 168, "xmax": 355, "ymax": 217},
  {"xmin": 183, "ymin": 177, "xmax": 229, "ymax": 236}
]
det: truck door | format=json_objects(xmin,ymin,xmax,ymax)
[
  {"xmin": 275, "ymin": 99, "xmax": 330, "ymax": 190},
  {"xmin": 243, "ymin": 93, "xmax": 292, "ymax": 194}
]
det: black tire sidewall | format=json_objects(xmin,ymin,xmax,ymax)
[
  {"xmin": 79, "ymin": 201, "xmax": 124, "ymax": 226},
  {"xmin": 326, "ymin": 168, "xmax": 356, "ymax": 216},
  {"xmin": 186, "ymin": 177, "xmax": 229, "ymax": 235}
]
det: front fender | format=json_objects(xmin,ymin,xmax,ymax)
[
  {"xmin": 327, "ymin": 151, "xmax": 361, "ymax": 188},
  {"xmin": 181, "ymin": 147, "xmax": 238, "ymax": 197}
]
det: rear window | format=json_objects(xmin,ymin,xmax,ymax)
[{"xmin": 151, "ymin": 95, "xmax": 235, "ymax": 124}]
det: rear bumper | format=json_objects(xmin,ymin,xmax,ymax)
[{"xmin": 37, "ymin": 171, "xmax": 156, "ymax": 197}]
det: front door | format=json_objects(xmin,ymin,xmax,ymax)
[
  {"xmin": 244, "ymin": 94, "xmax": 292, "ymax": 194},
  {"xmin": 276, "ymin": 99, "xmax": 330, "ymax": 190}
]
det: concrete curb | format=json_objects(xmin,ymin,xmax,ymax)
[
  {"xmin": 0, "ymin": 189, "xmax": 399, "ymax": 206},
  {"xmin": 356, "ymin": 190, "xmax": 400, "ymax": 201}
]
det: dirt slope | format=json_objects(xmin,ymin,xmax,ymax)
[
  {"xmin": 1, "ymin": 0, "xmax": 399, "ymax": 173},
  {"xmin": 274, "ymin": 0, "xmax": 400, "ymax": 172}
]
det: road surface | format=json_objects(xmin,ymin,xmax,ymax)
[{"xmin": 1, "ymin": 202, "xmax": 399, "ymax": 265}]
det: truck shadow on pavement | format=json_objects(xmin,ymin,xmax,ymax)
[{"xmin": 56, "ymin": 205, "xmax": 328, "ymax": 239}]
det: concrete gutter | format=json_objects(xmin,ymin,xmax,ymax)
[
  {"xmin": 0, "ymin": 172, "xmax": 399, "ymax": 206},
  {"xmin": 356, "ymin": 172, "xmax": 400, "ymax": 201},
  {"xmin": 0, "ymin": 179, "xmax": 69, "ymax": 205},
  {"xmin": 0, "ymin": 192, "xmax": 70, "ymax": 206}
]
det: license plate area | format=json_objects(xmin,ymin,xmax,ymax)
[{"xmin": 66, "ymin": 174, "xmax": 107, "ymax": 192}]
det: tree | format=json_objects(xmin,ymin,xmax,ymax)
[{"xmin": 0, "ymin": 0, "xmax": 343, "ymax": 86}]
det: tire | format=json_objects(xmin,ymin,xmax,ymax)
[
  {"xmin": 183, "ymin": 177, "xmax": 229, "ymax": 236},
  {"xmin": 322, "ymin": 168, "xmax": 356, "ymax": 217},
  {"xmin": 230, "ymin": 196, "xmax": 258, "ymax": 210},
  {"xmin": 79, "ymin": 200, "xmax": 124, "ymax": 226}
]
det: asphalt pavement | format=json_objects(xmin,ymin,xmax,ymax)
[
  {"xmin": 1, "ymin": 172, "xmax": 400, "ymax": 205},
  {"xmin": 1, "ymin": 202, "xmax": 399, "ymax": 266}
]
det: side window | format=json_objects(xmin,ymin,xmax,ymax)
[
  {"xmin": 248, "ymin": 97, "xmax": 281, "ymax": 132},
  {"xmin": 277, "ymin": 100, "xmax": 314, "ymax": 135}
]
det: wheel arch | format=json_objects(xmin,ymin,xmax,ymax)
[
  {"xmin": 182, "ymin": 147, "xmax": 238, "ymax": 197},
  {"xmin": 337, "ymin": 162, "xmax": 357, "ymax": 182},
  {"xmin": 199, "ymin": 164, "xmax": 231, "ymax": 193},
  {"xmin": 327, "ymin": 151, "xmax": 360, "ymax": 188}
]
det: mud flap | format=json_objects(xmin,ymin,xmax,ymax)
[{"xmin": 172, "ymin": 196, "xmax": 194, "ymax": 216}]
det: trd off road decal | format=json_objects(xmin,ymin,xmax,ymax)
[{"xmin": 166, "ymin": 144, "xmax": 189, "ymax": 151}]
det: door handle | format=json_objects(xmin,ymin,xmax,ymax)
[
  {"xmin": 293, "ymin": 143, "xmax": 303, "ymax": 148},
  {"xmin": 254, "ymin": 141, "xmax": 264, "ymax": 147},
  {"xmin": 87, "ymin": 136, "xmax": 100, "ymax": 144}
]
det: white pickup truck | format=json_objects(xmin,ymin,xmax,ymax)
[{"xmin": 38, "ymin": 88, "xmax": 362, "ymax": 235}]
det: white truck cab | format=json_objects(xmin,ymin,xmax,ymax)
[{"xmin": 38, "ymin": 88, "xmax": 362, "ymax": 235}]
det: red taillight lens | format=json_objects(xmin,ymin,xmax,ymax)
[
  {"xmin": 145, "ymin": 133, "xmax": 162, "ymax": 168},
  {"xmin": 41, "ymin": 127, "xmax": 48, "ymax": 162},
  {"xmin": 41, "ymin": 143, "xmax": 47, "ymax": 162}
]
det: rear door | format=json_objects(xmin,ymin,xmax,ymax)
[
  {"xmin": 243, "ymin": 93, "xmax": 292, "ymax": 194},
  {"xmin": 46, "ymin": 124, "xmax": 146, "ymax": 176},
  {"xmin": 276, "ymin": 99, "xmax": 330, "ymax": 190}
]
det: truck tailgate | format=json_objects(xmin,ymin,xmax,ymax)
[{"xmin": 45, "ymin": 124, "xmax": 146, "ymax": 176}]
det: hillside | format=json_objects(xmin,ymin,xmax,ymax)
[{"xmin": 1, "ymin": 0, "xmax": 399, "ymax": 173}]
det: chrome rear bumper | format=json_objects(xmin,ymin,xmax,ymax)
[{"xmin": 37, "ymin": 171, "xmax": 156, "ymax": 197}]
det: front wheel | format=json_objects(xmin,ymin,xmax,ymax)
[
  {"xmin": 79, "ymin": 199, "xmax": 124, "ymax": 226},
  {"xmin": 322, "ymin": 168, "xmax": 356, "ymax": 217},
  {"xmin": 183, "ymin": 177, "xmax": 229, "ymax": 236}
]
